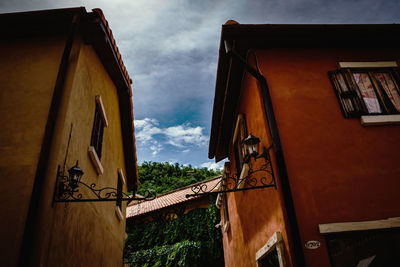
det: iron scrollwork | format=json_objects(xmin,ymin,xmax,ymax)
[
  {"xmin": 52, "ymin": 165, "xmax": 155, "ymax": 206},
  {"xmin": 186, "ymin": 147, "xmax": 276, "ymax": 198}
]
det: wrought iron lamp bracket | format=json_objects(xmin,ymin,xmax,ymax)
[
  {"xmin": 52, "ymin": 165, "xmax": 155, "ymax": 206},
  {"xmin": 186, "ymin": 145, "xmax": 276, "ymax": 198}
]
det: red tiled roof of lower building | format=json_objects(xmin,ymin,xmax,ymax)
[{"xmin": 126, "ymin": 177, "xmax": 221, "ymax": 219}]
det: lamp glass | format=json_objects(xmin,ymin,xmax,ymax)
[
  {"xmin": 243, "ymin": 134, "xmax": 260, "ymax": 158},
  {"xmin": 68, "ymin": 161, "xmax": 84, "ymax": 189}
]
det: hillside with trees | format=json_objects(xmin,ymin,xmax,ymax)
[{"xmin": 135, "ymin": 161, "xmax": 222, "ymax": 196}]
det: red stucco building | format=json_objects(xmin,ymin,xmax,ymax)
[{"xmin": 208, "ymin": 22, "xmax": 400, "ymax": 266}]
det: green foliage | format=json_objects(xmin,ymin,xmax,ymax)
[
  {"xmin": 127, "ymin": 241, "xmax": 201, "ymax": 267},
  {"xmin": 125, "ymin": 205, "xmax": 224, "ymax": 267},
  {"xmin": 136, "ymin": 161, "xmax": 222, "ymax": 196}
]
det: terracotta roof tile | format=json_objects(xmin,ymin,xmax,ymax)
[
  {"xmin": 92, "ymin": 8, "xmax": 132, "ymax": 89},
  {"xmin": 126, "ymin": 177, "xmax": 221, "ymax": 219}
]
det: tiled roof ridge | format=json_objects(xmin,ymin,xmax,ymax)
[
  {"xmin": 126, "ymin": 176, "xmax": 221, "ymax": 219},
  {"xmin": 91, "ymin": 8, "xmax": 132, "ymax": 90},
  {"xmin": 137, "ymin": 175, "xmax": 222, "ymax": 202}
]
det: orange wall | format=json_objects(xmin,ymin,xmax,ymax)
[
  {"xmin": 222, "ymin": 47, "xmax": 400, "ymax": 266},
  {"xmin": 259, "ymin": 48, "xmax": 400, "ymax": 266},
  {"xmin": 222, "ymin": 61, "xmax": 295, "ymax": 266}
]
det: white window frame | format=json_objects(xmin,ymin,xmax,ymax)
[
  {"xmin": 88, "ymin": 95, "xmax": 108, "ymax": 175},
  {"xmin": 336, "ymin": 61, "xmax": 400, "ymax": 126},
  {"xmin": 115, "ymin": 168, "xmax": 126, "ymax": 222},
  {"xmin": 256, "ymin": 232, "xmax": 286, "ymax": 267},
  {"xmin": 216, "ymin": 162, "xmax": 231, "ymax": 232}
]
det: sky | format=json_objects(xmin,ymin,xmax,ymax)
[{"xmin": 2, "ymin": 0, "xmax": 400, "ymax": 170}]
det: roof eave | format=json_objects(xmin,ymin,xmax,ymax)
[{"xmin": 208, "ymin": 23, "xmax": 400, "ymax": 162}]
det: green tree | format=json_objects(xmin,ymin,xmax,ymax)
[
  {"xmin": 135, "ymin": 162, "xmax": 222, "ymax": 196},
  {"xmin": 125, "ymin": 205, "xmax": 224, "ymax": 267}
]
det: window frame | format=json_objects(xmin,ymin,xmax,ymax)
[
  {"xmin": 222, "ymin": 162, "xmax": 231, "ymax": 232},
  {"xmin": 90, "ymin": 95, "xmax": 108, "ymax": 159},
  {"xmin": 215, "ymin": 162, "xmax": 231, "ymax": 232},
  {"xmin": 88, "ymin": 95, "xmax": 108, "ymax": 175},
  {"xmin": 256, "ymin": 232, "xmax": 287, "ymax": 267},
  {"xmin": 232, "ymin": 114, "xmax": 248, "ymax": 177},
  {"xmin": 319, "ymin": 217, "xmax": 400, "ymax": 267},
  {"xmin": 329, "ymin": 62, "xmax": 400, "ymax": 119},
  {"xmin": 115, "ymin": 168, "xmax": 126, "ymax": 222}
]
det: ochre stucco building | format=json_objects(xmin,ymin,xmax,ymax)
[
  {"xmin": 209, "ymin": 22, "xmax": 400, "ymax": 266},
  {"xmin": 0, "ymin": 8, "xmax": 138, "ymax": 266}
]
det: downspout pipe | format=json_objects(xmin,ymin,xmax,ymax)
[
  {"xmin": 224, "ymin": 40, "xmax": 306, "ymax": 267},
  {"xmin": 18, "ymin": 11, "xmax": 82, "ymax": 267}
]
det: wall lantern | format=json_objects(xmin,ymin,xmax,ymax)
[
  {"xmin": 243, "ymin": 134, "xmax": 271, "ymax": 162},
  {"xmin": 186, "ymin": 134, "xmax": 276, "ymax": 198},
  {"xmin": 243, "ymin": 134, "xmax": 260, "ymax": 158},
  {"xmin": 52, "ymin": 161, "xmax": 155, "ymax": 206},
  {"xmin": 67, "ymin": 161, "xmax": 84, "ymax": 189}
]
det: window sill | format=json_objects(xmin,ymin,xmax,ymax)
[
  {"xmin": 88, "ymin": 146, "xmax": 104, "ymax": 175},
  {"xmin": 115, "ymin": 206, "xmax": 124, "ymax": 222},
  {"xmin": 361, "ymin": 114, "xmax": 400, "ymax": 126},
  {"xmin": 318, "ymin": 217, "xmax": 400, "ymax": 234}
]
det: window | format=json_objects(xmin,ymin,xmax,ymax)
[
  {"xmin": 325, "ymin": 229, "xmax": 400, "ymax": 266},
  {"xmin": 88, "ymin": 96, "xmax": 108, "ymax": 175},
  {"xmin": 256, "ymin": 232, "xmax": 286, "ymax": 267},
  {"xmin": 319, "ymin": 216, "xmax": 400, "ymax": 267},
  {"xmin": 116, "ymin": 174, "xmax": 122, "ymax": 210},
  {"xmin": 222, "ymin": 162, "xmax": 230, "ymax": 232},
  {"xmin": 215, "ymin": 162, "xmax": 231, "ymax": 232},
  {"xmin": 115, "ymin": 169, "xmax": 125, "ymax": 222},
  {"xmin": 329, "ymin": 62, "xmax": 400, "ymax": 118},
  {"xmin": 222, "ymin": 193, "xmax": 230, "ymax": 232},
  {"xmin": 233, "ymin": 114, "xmax": 248, "ymax": 176},
  {"xmin": 90, "ymin": 98, "xmax": 107, "ymax": 159}
]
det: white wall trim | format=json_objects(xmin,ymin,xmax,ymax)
[
  {"xmin": 95, "ymin": 95, "xmax": 109, "ymax": 127},
  {"xmin": 361, "ymin": 114, "xmax": 400, "ymax": 126},
  {"xmin": 223, "ymin": 221, "xmax": 230, "ymax": 233},
  {"xmin": 88, "ymin": 146, "xmax": 104, "ymax": 175},
  {"xmin": 232, "ymin": 114, "xmax": 245, "ymax": 144},
  {"xmin": 237, "ymin": 163, "xmax": 249, "ymax": 189},
  {"xmin": 319, "ymin": 217, "xmax": 400, "ymax": 234},
  {"xmin": 215, "ymin": 194, "xmax": 222, "ymax": 209},
  {"xmin": 256, "ymin": 232, "xmax": 286, "ymax": 267},
  {"xmin": 338, "ymin": 61, "xmax": 398, "ymax": 69}
]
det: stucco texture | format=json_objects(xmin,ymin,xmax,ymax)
[
  {"xmin": 222, "ymin": 59, "xmax": 293, "ymax": 267},
  {"xmin": 0, "ymin": 35, "xmax": 66, "ymax": 266},
  {"xmin": 221, "ymin": 48, "xmax": 400, "ymax": 267},
  {"xmin": 252, "ymin": 48, "xmax": 400, "ymax": 266},
  {"xmin": 29, "ymin": 39, "xmax": 129, "ymax": 266},
  {"xmin": 0, "ymin": 32, "xmax": 130, "ymax": 266}
]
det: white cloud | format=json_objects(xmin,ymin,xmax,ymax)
[
  {"xmin": 201, "ymin": 161, "xmax": 225, "ymax": 170},
  {"xmin": 134, "ymin": 118, "xmax": 208, "ymax": 154}
]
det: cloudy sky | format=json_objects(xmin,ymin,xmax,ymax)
[{"xmin": 2, "ymin": 0, "xmax": 400, "ymax": 169}]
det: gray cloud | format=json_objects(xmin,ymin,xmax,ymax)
[{"xmin": 2, "ymin": 0, "xmax": 400, "ymax": 166}]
